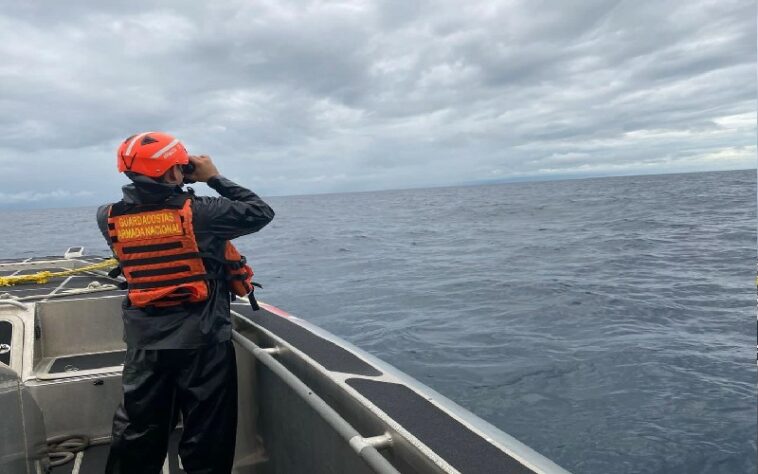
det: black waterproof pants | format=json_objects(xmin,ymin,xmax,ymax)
[{"xmin": 105, "ymin": 341, "xmax": 238, "ymax": 474}]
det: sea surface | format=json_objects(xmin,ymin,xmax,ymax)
[{"xmin": 1, "ymin": 169, "xmax": 756, "ymax": 473}]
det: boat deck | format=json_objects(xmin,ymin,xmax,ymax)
[
  {"xmin": 233, "ymin": 303, "xmax": 536, "ymax": 474},
  {"xmin": 1, "ymin": 254, "xmax": 568, "ymax": 473},
  {"xmin": 50, "ymin": 432, "xmax": 185, "ymax": 474},
  {"xmin": 0, "ymin": 255, "xmax": 125, "ymax": 302}
]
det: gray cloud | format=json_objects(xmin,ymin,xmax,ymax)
[{"xmin": 0, "ymin": 0, "xmax": 754, "ymax": 208}]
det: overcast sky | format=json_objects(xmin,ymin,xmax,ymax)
[{"xmin": 0, "ymin": 0, "xmax": 754, "ymax": 209}]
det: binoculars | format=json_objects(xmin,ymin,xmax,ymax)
[{"xmin": 181, "ymin": 163, "xmax": 196, "ymax": 184}]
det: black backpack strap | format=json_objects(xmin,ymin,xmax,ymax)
[
  {"xmin": 248, "ymin": 291, "xmax": 261, "ymax": 311},
  {"xmin": 107, "ymin": 265, "xmax": 122, "ymax": 279},
  {"xmin": 109, "ymin": 200, "xmax": 130, "ymax": 217}
]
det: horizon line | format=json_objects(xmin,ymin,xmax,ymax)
[{"xmin": 0, "ymin": 166, "xmax": 754, "ymax": 212}]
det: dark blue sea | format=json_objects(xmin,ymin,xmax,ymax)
[{"xmin": 1, "ymin": 169, "xmax": 755, "ymax": 473}]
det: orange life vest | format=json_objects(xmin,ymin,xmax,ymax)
[
  {"xmin": 108, "ymin": 196, "xmax": 211, "ymax": 308},
  {"xmin": 107, "ymin": 195, "xmax": 257, "ymax": 308}
]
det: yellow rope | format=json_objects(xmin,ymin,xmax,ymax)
[{"xmin": 0, "ymin": 258, "xmax": 118, "ymax": 287}]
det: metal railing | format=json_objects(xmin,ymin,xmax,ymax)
[{"xmin": 231, "ymin": 331, "xmax": 400, "ymax": 474}]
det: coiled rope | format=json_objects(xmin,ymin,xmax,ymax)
[
  {"xmin": 47, "ymin": 434, "xmax": 90, "ymax": 467},
  {"xmin": 0, "ymin": 259, "xmax": 117, "ymax": 287}
]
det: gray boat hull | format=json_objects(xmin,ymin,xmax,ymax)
[{"xmin": 0, "ymin": 254, "xmax": 570, "ymax": 473}]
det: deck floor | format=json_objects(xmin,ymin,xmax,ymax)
[
  {"xmin": 51, "ymin": 431, "xmax": 185, "ymax": 474},
  {"xmin": 0, "ymin": 256, "xmax": 125, "ymax": 301}
]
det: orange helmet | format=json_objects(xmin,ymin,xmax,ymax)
[{"xmin": 117, "ymin": 131, "xmax": 189, "ymax": 178}]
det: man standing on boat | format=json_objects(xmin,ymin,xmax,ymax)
[{"xmin": 96, "ymin": 132, "xmax": 275, "ymax": 474}]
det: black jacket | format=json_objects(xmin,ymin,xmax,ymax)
[{"xmin": 96, "ymin": 175, "xmax": 275, "ymax": 349}]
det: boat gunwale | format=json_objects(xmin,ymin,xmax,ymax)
[{"xmin": 232, "ymin": 301, "xmax": 572, "ymax": 474}]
